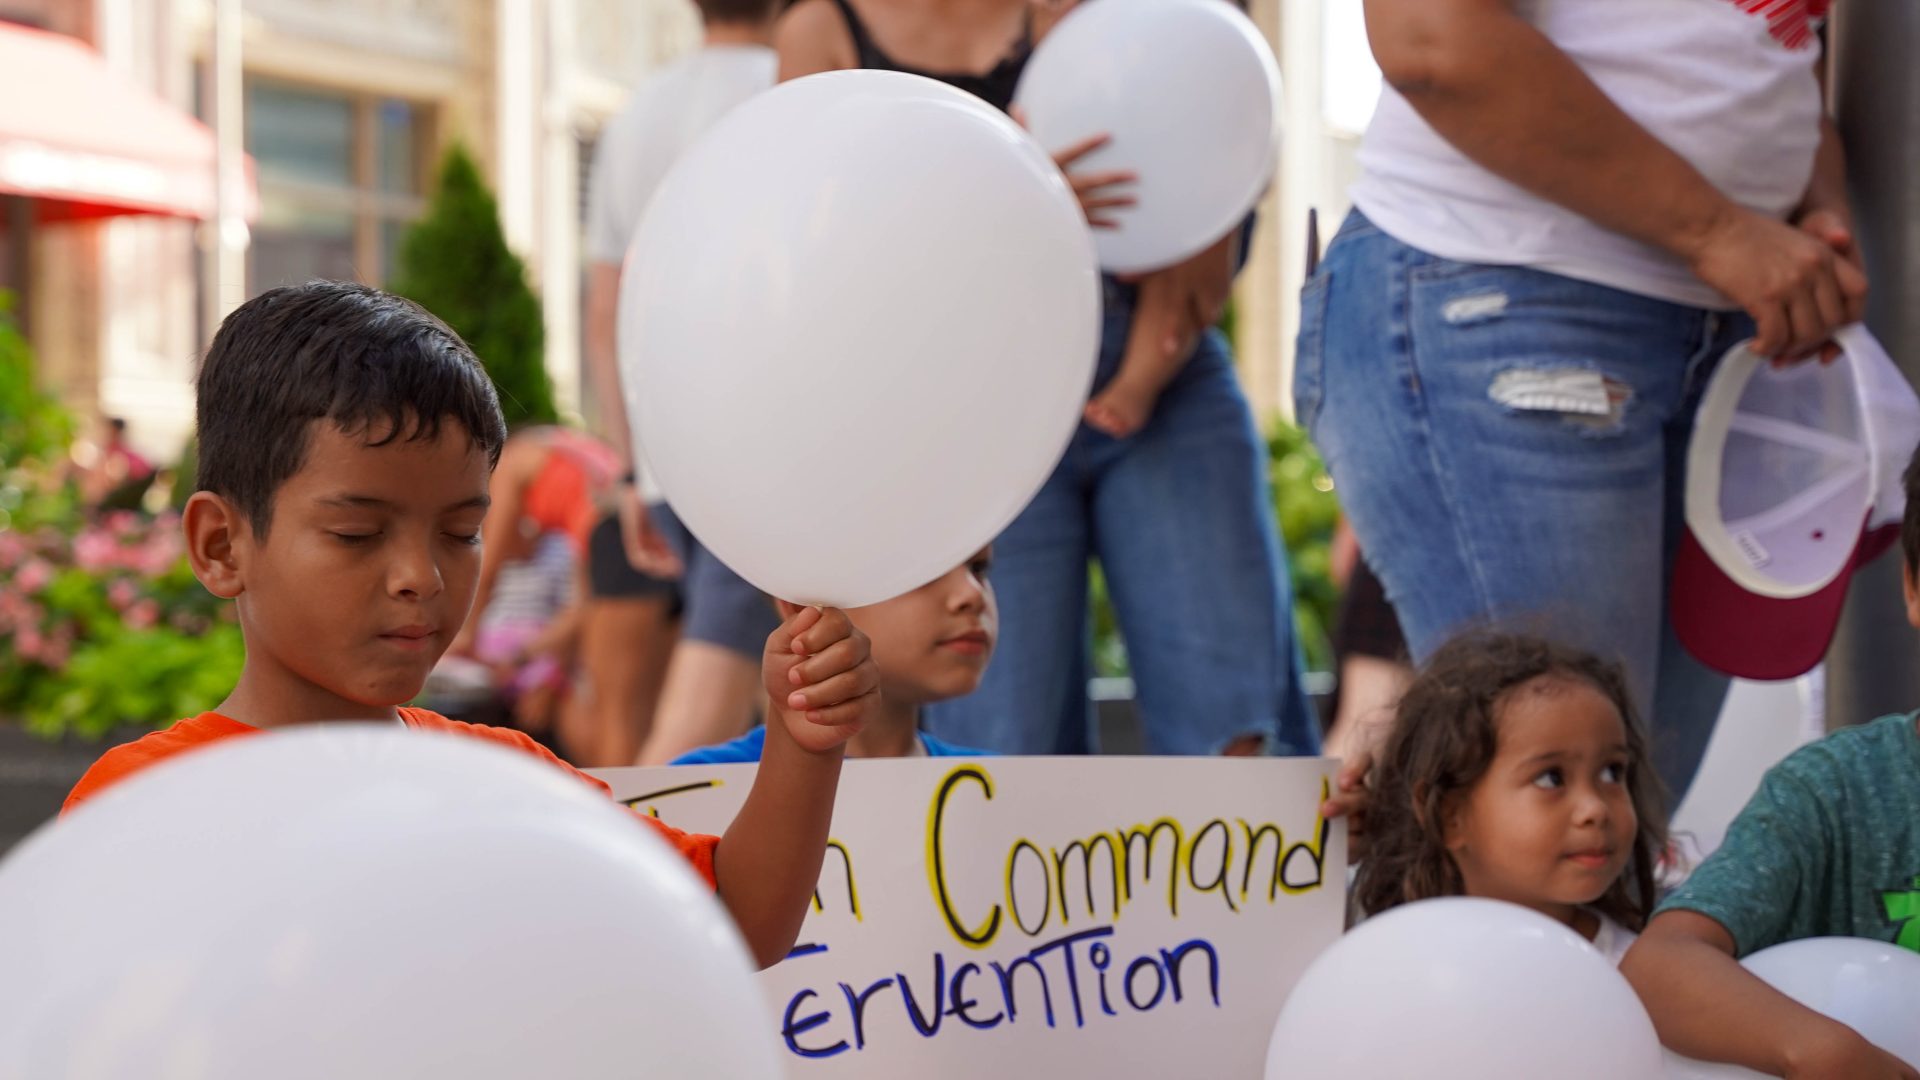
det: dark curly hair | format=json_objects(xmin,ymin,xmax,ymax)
[{"xmin": 1353, "ymin": 632, "xmax": 1668, "ymax": 931}]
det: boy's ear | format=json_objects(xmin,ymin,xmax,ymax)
[
  {"xmin": 1904, "ymin": 560, "xmax": 1920, "ymax": 630},
  {"xmin": 183, "ymin": 491, "xmax": 248, "ymax": 600}
]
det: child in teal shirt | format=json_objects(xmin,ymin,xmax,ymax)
[{"xmin": 1622, "ymin": 452, "xmax": 1920, "ymax": 1079}]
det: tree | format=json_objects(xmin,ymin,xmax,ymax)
[{"xmin": 388, "ymin": 144, "xmax": 557, "ymax": 428}]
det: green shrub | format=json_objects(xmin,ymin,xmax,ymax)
[{"xmin": 388, "ymin": 145, "xmax": 556, "ymax": 428}]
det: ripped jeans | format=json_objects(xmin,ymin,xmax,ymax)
[{"xmin": 1295, "ymin": 210, "xmax": 1754, "ymax": 800}]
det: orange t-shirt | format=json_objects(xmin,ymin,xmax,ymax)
[{"xmin": 61, "ymin": 708, "xmax": 719, "ymax": 888}]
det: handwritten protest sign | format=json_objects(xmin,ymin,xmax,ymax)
[{"xmin": 593, "ymin": 757, "xmax": 1345, "ymax": 1078}]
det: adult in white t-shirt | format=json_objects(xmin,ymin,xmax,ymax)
[
  {"xmin": 579, "ymin": 0, "xmax": 778, "ymax": 766},
  {"xmin": 1295, "ymin": 0, "xmax": 1865, "ymax": 800}
]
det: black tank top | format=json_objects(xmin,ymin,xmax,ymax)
[{"xmin": 829, "ymin": 0, "xmax": 1032, "ymax": 113}]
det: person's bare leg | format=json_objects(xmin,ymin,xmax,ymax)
[
  {"xmin": 566, "ymin": 596, "xmax": 676, "ymax": 767},
  {"xmin": 635, "ymin": 641, "xmax": 765, "ymax": 765}
]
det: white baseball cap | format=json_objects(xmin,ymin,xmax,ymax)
[{"xmin": 1673, "ymin": 325, "xmax": 1920, "ymax": 680}]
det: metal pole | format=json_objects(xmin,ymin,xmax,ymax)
[{"xmin": 1824, "ymin": 4, "xmax": 1920, "ymax": 730}]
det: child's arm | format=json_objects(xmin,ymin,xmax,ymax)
[
  {"xmin": 714, "ymin": 604, "xmax": 876, "ymax": 968},
  {"xmin": 1621, "ymin": 912, "xmax": 1920, "ymax": 1079}
]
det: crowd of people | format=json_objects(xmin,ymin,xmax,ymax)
[{"xmin": 49, "ymin": 0, "xmax": 1917, "ymax": 1075}]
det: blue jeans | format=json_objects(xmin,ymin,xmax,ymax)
[
  {"xmin": 1296, "ymin": 210, "xmax": 1749, "ymax": 800},
  {"xmin": 925, "ymin": 280, "xmax": 1319, "ymax": 756}
]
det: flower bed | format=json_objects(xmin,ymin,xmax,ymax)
[{"xmin": 0, "ymin": 507, "xmax": 243, "ymax": 739}]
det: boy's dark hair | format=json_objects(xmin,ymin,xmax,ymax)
[
  {"xmin": 196, "ymin": 281, "xmax": 507, "ymax": 535},
  {"xmin": 1902, "ymin": 444, "xmax": 1920, "ymax": 576},
  {"xmin": 695, "ymin": 0, "xmax": 777, "ymax": 25},
  {"xmin": 1353, "ymin": 632, "xmax": 1669, "ymax": 932}
]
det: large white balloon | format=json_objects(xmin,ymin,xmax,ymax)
[
  {"xmin": 1664, "ymin": 937, "xmax": 1920, "ymax": 1077},
  {"xmin": 1265, "ymin": 898, "xmax": 1664, "ymax": 1080},
  {"xmin": 621, "ymin": 70, "xmax": 1099, "ymax": 608},
  {"xmin": 1014, "ymin": 0, "xmax": 1282, "ymax": 275},
  {"xmin": 0, "ymin": 728, "xmax": 780, "ymax": 1079}
]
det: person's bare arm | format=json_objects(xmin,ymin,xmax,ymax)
[
  {"xmin": 584, "ymin": 262, "xmax": 632, "ymax": 466},
  {"xmin": 1620, "ymin": 911, "xmax": 1919, "ymax": 1079},
  {"xmin": 453, "ymin": 440, "xmax": 536, "ymax": 656},
  {"xmin": 714, "ymin": 604, "xmax": 876, "ymax": 967},
  {"xmin": 1363, "ymin": 0, "xmax": 1864, "ymax": 360},
  {"xmin": 775, "ymin": 0, "xmax": 857, "ymax": 82},
  {"xmin": 585, "ymin": 262, "xmax": 682, "ymax": 577}
]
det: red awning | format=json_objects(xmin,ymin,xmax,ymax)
[{"xmin": 0, "ymin": 22, "xmax": 256, "ymax": 222}]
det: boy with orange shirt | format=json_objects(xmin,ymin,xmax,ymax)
[{"xmin": 63, "ymin": 281, "xmax": 875, "ymax": 967}]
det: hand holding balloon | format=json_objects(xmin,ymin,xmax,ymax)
[
  {"xmin": 1011, "ymin": 104, "xmax": 1135, "ymax": 230},
  {"xmin": 764, "ymin": 603, "xmax": 879, "ymax": 754}
]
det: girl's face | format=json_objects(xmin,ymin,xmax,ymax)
[{"xmin": 1444, "ymin": 676, "xmax": 1637, "ymax": 929}]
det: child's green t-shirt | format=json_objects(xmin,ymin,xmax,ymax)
[{"xmin": 1657, "ymin": 712, "xmax": 1920, "ymax": 957}]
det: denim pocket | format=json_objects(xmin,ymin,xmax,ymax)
[{"xmin": 1292, "ymin": 269, "xmax": 1335, "ymax": 430}]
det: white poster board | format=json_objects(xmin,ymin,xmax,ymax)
[{"xmin": 593, "ymin": 756, "xmax": 1345, "ymax": 1078}]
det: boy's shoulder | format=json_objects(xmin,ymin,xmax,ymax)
[
  {"xmin": 63, "ymin": 713, "xmax": 260, "ymax": 816},
  {"xmin": 1771, "ymin": 711, "xmax": 1920, "ymax": 790}
]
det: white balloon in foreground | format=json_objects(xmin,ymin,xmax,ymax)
[
  {"xmin": 1265, "ymin": 897, "xmax": 1663, "ymax": 1079},
  {"xmin": 0, "ymin": 726, "xmax": 779, "ymax": 1079}
]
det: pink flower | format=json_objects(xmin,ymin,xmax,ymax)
[
  {"xmin": 126, "ymin": 599, "xmax": 161, "ymax": 630},
  {"xmin": 108, "ymin": 579, "xmax": 139, "ymax": 611},
  {"xmin": 15, "ymin": 627, "xmax": 42, "ymax": 663},
  {"xmin": 73, "ymin": 529, "xmax": 118, "ymax": 572},
  {"xmin": 14, "ymin": 558, "xmax": 52, "ymax": 594},
  {"xmin": 106, "ymin": 511, "xmax": 140, "ymax": 538},
  {"xmin": 38, "ymin": 633, "xmax": 69, "ymax": 671}
]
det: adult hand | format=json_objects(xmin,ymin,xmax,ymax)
[
  {"xmin": 1123, "ymin": 231, "xmax": 1237, "ymax": 370},
  {"xmin": 1792, "ymin": 206, "xmax": 1869, "ymax": 365},
  {"xmin": 1011, "ymin": 106, "xmax": 1137, "ymax": 229},
  {"xmin": 1684, "ymin": 205, "xmax": 1867, "ymax": 364},
  {"xmin": 617, "ymin": 483, "xmax": 683, "ymax": 579}
]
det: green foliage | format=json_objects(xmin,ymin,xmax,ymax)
[
  {"xmin": 0, "ymin": 310, "xmax": 243, "ymax": 738},
  {"xmin": 0, "ymin": 290, "xmax": 73, "ymax": 472},
  {"xmin": 1, "ymin": 508, "xmax": 244, "ymax": 739},
  {"xmin": 1268, "ymin": 419, "xmax": 1341, "ymax": 672},
  {"xmin": 22, "ymin": 623, "xmax": 245, "ymax": 740},
  {"xmin": 387, "ymin": 144, "xmax": 556, "ymax": 428}
]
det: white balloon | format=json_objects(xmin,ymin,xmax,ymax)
[
  {"xmin": 1015, "ymin": 0, "xmax": 1282, "ymax": 275},
  {"xmin": 1265, "ymin": 898, "xmax": 1664, "ymax": 1080},
  {"xmin": 621, "ymin": 70, "xmax": 1099, "ymax": 608},
  {"xmin": 0, "ymin": 728, "xmax": 780, "ymax": 1080},
  {"xmin": 1664, "ymin": 937, "xmax": 1920, "ymax": 1077}
]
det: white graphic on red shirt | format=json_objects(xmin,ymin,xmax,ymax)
[{"xmin": 1725, "ymin": 0, "xmax": 1831, "ymax": 50}]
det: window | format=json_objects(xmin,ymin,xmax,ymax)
[{"xmin": 245, "ymin": 79, "xmax": 430, "ymax": 293}]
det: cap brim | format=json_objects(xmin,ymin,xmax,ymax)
[{"xmin": 1672, "ymin": 526, "xmax": 1861, "ymax": 681}]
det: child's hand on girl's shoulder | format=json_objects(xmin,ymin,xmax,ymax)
[
  {"xmin": 1319, "ymin": 744, "xmax": 1375, "ymax": 864},
  {"xmin": 763, "ymin": 603, "xmax": 879, "ymax": 755}
]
